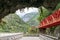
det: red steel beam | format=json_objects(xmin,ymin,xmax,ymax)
[{"xmin": 39, "ymin": 9, "xmax": 60, "ymax": 28}]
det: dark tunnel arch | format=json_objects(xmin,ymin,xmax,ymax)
[{"xmin": 0, "ymin": 0, "xmax": 60, "ymax": 22}]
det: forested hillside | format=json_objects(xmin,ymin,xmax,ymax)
[
  {"xmin": 0, "ymin": 13, "xmax": 39, "ymax": 34},
  {"xmin": 0, "ymin": 14, "xmax": 30, "ymax": 32}
]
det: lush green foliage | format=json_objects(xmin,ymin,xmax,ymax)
[
  {"xmin": 0, "ymin": 14, "xmax": 39, "ymax": 34},
  {"xmin": 0, "ymin": 14, "xmax": 30, "ymax": 32},
  {"xmin": 38, "ymin": 3, "xmax": 60, "ymax": 35},
  {"xmin": 38, "ymin": 6, "xmax": 51, "ymax": 22}
]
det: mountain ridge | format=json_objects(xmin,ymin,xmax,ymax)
[{"xmin": 22, "ymin": 12, "xmax": 38, "ymax": 22}]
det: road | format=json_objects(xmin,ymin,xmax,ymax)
[
  {"xmin": 20, "ymin": 37, "xmax": 40, "ymax": 40},
  {"xmin": 0, "ymin": 33, "xmax": 56, "ymax": 40},
  {"xmin": 20, "ymin": 34, "xmax": 55, "ymax": 40},
  {"xmin": 20, "ymin": 36, "xmax": 53, "ymax": 40}
]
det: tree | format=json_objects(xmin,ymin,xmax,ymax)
[
  {"xmin": 0, "ymin": 0, "xmax": 60, "ymax": 21},
  {"xmin": 0, "ymin": 14, "xmax": 31, "ymax": 32},
  {"xmin": 38, "ymin": 3, "xmax": 60, "ymax": 35}
]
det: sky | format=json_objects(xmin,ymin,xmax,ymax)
[{"xmin": 15, "ymin": 7, "xmax": 39, "ymax": 18}]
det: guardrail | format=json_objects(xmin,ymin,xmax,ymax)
[
  {"xmin": 0, "ymin": 33, "xmax": 23, "ymax": 40},
  {"xmin": 39, "ymin": 34, "xmax": 59, "ymax": 40}
]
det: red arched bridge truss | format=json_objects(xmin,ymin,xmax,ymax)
[{"xmin": 39, "ymin": 9, "xmax": 60, "ymax": 28}]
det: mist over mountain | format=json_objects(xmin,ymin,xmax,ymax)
[
  {"xmin": 21, "ymin": 12, "xmax": 39, "ymax": 26},
  {"xmin": 22, "ymin": 12, "xmax": 38, "ymax": 22},
  {"xmin": 27, "ymin": 13, "xmax": 40, "ymax": 26}
]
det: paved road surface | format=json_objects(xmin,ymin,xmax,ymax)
[
  {"xmin": 0, "ymin": 33, "xmax": 55, "ymax": 40},
  {"xmin": 20, "ymin": 37, "xmax": 41, "ymax": 40},
  {"xmin": 20, "ymin": 34, "xmax": 55, "ymax": 40},
  {"xmin": 20, "ymin": 36, "xmax": 54, "ymax": 40}
]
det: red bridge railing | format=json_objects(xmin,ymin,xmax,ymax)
[{"xmin": 39, "ymin": 9, "xmax": 60, "ymax": 28}]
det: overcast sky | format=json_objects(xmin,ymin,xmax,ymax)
[{"xmin": 15, "ymin": 7, "xmax": 39, "ymax": 18}]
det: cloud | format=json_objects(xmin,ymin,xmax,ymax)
[{"xmin": 15, "ymin": 7, "xmax": 38, "ymax": 18}]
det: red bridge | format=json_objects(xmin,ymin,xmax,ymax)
[{"xmin": 39, "ymin": 9, "xmax": 60, "ymax": 28}]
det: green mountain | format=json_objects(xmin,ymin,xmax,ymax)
[
  {"xmin": 22, "ymin": 12, "xmax": 38, "ymax": 22},
  {"xmin": 0, "ymin": 14, "xmax": 30, "ymax": 32},
  {"xmin": 21, "ymin": 12, "xmax": 39, "ymax": 26},
  {"xmin": 27, "ymin": 13, "xmax": 40, "ymax": 26}
]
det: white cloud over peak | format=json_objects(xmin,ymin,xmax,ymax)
[{"xmin": 15, "ymin": 7, "xmax": 38, "ymax": 18}]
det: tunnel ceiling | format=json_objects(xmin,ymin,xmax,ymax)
[{"xmin": 0, "ymin": 0, "xmax": 60, "ymax": 21}]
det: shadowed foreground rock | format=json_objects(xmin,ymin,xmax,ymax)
[{"xmin": 0, "ymin": 0, "xmax": 60, "ymax": 21}]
